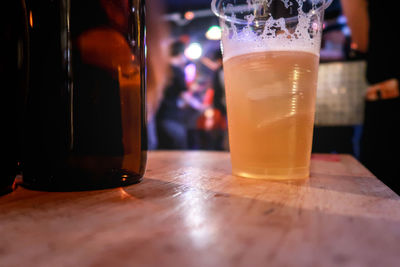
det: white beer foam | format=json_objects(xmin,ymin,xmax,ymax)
[{"xmin": 220, "ymin": 0, "xmax": 323, "ymax": 61}]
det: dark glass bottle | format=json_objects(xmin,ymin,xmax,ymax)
[
  {"xmin": 22, "ymin": 0, "xmax": 147, "ymax": 191},
  {"xmin": 1, "ymin": 0, "xmax": 29, "ymax": 196}
]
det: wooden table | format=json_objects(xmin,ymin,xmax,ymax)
[{"xmin": 1, "ymin": 151, "xmax": 400, "ymax": 267}]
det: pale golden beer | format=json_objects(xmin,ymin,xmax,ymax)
[
  {"xmin": 212, "ymin": 0, "xmax": 330, "ymax": 179},
  {"xmin": 224, "ymin": 51, "xmax": 319, "ymax": 179}
]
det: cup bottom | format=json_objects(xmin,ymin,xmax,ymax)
[{"xmin": 232, "ymin": 166, "xmax": 309, "ymax": 180}]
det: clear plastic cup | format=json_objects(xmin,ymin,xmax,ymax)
[{"xmin": 212, "ymin": 0, "xmax": 332, "ymax": 180}]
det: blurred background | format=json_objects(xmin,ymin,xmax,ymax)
[{"xmin": 149, "ymin": 0, "xmax": 368, "ymax": 159}]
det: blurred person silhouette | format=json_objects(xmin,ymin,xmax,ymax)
[
  {"xmin": 211, "ymin": 50, "xmax": 227, "ymax": 117},
  {"xmin": 201, "ymin": 49, "xmax": 226, "ymax": 116},
  {"xmin": 200, "ymin": 49, "xmax": 228, "ymax": 150},
  {"xmin": 182, "ymin": 78, "xmax": 213, "ymax": 149},
  {"xmin": 341, "ymin": 0, "xmax": 400, "ymax": 194},
  {"xmin": 211, "ymin": 49, "xmax": 228, "ymax": 150},
  {"xmin": 146, "ymin": 0, "xmax": 170, "ymax": 150},
  {"xmin": 156, "ymin": 40, "xmax": 189, "ymax": 150}
]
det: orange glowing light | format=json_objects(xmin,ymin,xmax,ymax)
[
  {"xmin": 184, "ymin": 11, "xmax": 195, "ymax": 20},
  {"xmin": 29, "ymin": 11, "xmax": 33, "ymax": 28},
  {"xmin": 351, "ymin": 42, "xmax": 358, "ymax": 50}
]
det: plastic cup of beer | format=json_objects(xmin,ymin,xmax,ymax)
[{"xmin": 211, "ymin": 0, "xmax": 332, "ymax": 180}]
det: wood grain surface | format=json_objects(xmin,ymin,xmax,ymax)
[{"xmin": 1, "ymin": 151, "xmax": 399, "ymax": 267}]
